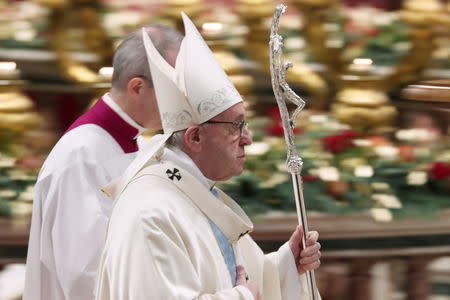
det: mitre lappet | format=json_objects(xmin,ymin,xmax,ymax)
[{"xmin": 103, "ymin": 12, "xmax": 244, "ymax": 199}]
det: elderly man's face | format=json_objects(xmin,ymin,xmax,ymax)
[{"xmin": 200, "ymin": 102, "xmax": 252, "ymax": 181}]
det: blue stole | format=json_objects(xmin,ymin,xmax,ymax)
[{"xmin": 209, "ymin": 188, "xmax": 237, "ymax": 286}]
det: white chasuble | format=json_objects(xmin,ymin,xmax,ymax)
[{"xmin": 96, "ymin": 148, "xmax": 318, "ymax": 300}]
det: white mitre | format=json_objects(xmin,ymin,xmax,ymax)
[
  {"xmin": 103, "ymin": 12, "xmax": 244, "ymax": 200},
  {"xmin": 142, "ymin": 12, "xmax": 243, "ymax": 133}
]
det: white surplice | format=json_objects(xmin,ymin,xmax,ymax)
[
  {"xmin": 24, "ymin": 94, "xmax": 147, "ymax": 300},
  {"xmin": 96, "ymin": 146, "xmax": 318, "ymax": 300}
]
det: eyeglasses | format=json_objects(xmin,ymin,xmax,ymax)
[{"xmin": 203, "ymin": 120, "xmax": 249, "ymax": 137}]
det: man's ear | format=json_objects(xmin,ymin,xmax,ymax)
[
  {"xmin": 184, "ymin": 126, "xmax": 202, "ymax": 153},
  {"xmin": 127, "ymin": 77, "xmax": 146, "ymax": 97}
]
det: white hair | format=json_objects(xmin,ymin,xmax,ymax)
[{"xmin": 166, "ymin": 130, "xmax": 187, "ymax": 149}]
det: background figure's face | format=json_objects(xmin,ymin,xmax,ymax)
[
  {"xmin": 137, "ymin": 49, "xmax": 180, "ymax": 129},
  {"xmin": 199, "ymin": 102, "xmax": 252, "ymax": 181},
  {"xmin": 140, "ymin": 83, "xmax": 162, "ymax": 129},
  {"xmin": 140, "ymin": 49, "xmax": 179, "ymax": 129}
]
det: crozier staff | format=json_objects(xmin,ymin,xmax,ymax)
[{"xmin": 269, "ymin": 4, "xmax": 320, "ymax": 299}]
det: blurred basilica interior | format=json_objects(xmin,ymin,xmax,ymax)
[{"xmin": 0, "ymin": 0, "xmax": 449, "ymax": 299}]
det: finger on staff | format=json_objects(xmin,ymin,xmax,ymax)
[{"xmin": 298, "ymin": 231, "xmax": 321, "ymax": 273}]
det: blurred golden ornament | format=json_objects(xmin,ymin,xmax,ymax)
[
  {"xmin": 291, "ymin": 0, "xmax": 337, "ymax": 8},
  {"xmin": 210, "ymin": 49, "xmax": 253, "ymax": 96},
  {"xmin": 399, "ymin": 10, "xmax": 433, "ymax": 25},
  {"xmin": 213, "ymin": 51, "xmax": 242, "ymax": 74},
  {"xmin": 336, "ymin": 89, "xmax": 388, "ymax": 107},
  {"xmin": 0, "ymin": 111, "xmax": 42, "ymax": 131},
  {"xmin": 47, "ymin": 1, "xmax": 113, "ymax": 84},
  {"xmin": 285, "ymin": 64, "xmax": 328, "ymax": 97},
  {"xmin": 0, "ymin": 63, "xmax": 20, "ymax": 80},
  {"xmin": 238, "ymin": 0, "xmax": 328, "ymax": 107},
  {"xmin": 331, "ymin": 103, "xmax": 397, "ymax": 128},
  {"xmin": 0, "ymin": 81, "xmax": 25, "ymax": 93},
  {"xmin": 237, "ymin": 0, "xmax": 272, "ymax": 4},
  {"xmin": 235, "ymin": 2, "xmax": 275, "ymax": 19},
  {"xmin": 0, "ymin": 93, "xmax": 34, "ymax": 113},
  {"xmin": 167, "ymin": 0, "xmax": 200, "ymax": 5},
  {"xmin": 0, "ymin": 61, "xmax": 43, "ymax": 132},
  {"xmin": 79, "ymin": 7, "xmax": 101, "ymax": 24},
  {"xmin": 186, "ymin": 11, "xmax": 255, "ymax": 100},
  {"xmin": 433, "ymin": 11, "xmax": 450, "ymax": 26},
  {"xmin": 229, "ymin": 74, "xmax": 253, "ymax": 96},
  {"xmin": 165, "ymin": 5, "xmax": 203, "ymax": 19},
  {"xmin": 403, "ymin": 0, "xmax": 442, "ymax": 12},
  {"xmin": 164, "ymin": 0, "xmax": 202, "ymax": 19},
  {"xmin": 400, "ymin": 0, "xmax": 445, "ymax": 26},
  {"xmin": 288, "ymin": 0, "xmax": 447, "ymax": 131},
  {"xmin": 34, "ymin": 0, "xmax": 69, "ymax": 8},
  {"xmin": 64, "ymin": 64, "xmax": 99, "ymax": 83},
  {"xmin": 21, "ymin": 130, "xmax": 60, "ymax": 154}
]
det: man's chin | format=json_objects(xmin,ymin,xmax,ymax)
[
  {"xmin": 220, "ymin": 166, "xmax": 244, "ymax": 181},
  {"xmin": 234, "ymin": 166, "xmax": 244, "ymax": 177}
]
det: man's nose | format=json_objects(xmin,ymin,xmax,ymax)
[{"xmin": 240, "ymin": 126, "xmax": 252, "ymax": 146}]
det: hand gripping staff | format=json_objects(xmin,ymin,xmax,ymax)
[{"xmin": 269, "ymin": 4, "xmax": 319, "ymax": 300}]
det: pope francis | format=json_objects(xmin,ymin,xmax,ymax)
[{"xmin": 95, "ymin": 12, "xmax": 321, "ymax": 300}]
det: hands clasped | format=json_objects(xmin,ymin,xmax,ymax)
[
  {"xmin": 235, "ymin": 226, "xmax": 320, "ymax": 299},
  {"xmin": 236, "ymin": 265, "xmax": 261, "ymax": 300}
]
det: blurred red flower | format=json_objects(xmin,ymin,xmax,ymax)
[
  {"xmin": 266, "ymin": 106, "xmax": 302, "ymax": 136},
  {"xmin": 302, "ymin": 175, "xmax": 319, "ymax": 182},
  {"xmin": 267, "ymin": 106, "xmax": 281, "ymax": 120},
  {"xmin": 430, "ymin": 162, "xmax": 450, "ymax": 180},
  {"xmin": 322, "ymin": 130, "xmax": 360, "ymax": 153}
]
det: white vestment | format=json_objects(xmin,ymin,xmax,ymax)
[
  {"xmin": 96, "ymin": 147, "xmax": 318, "ymax": 300},
  {"xmin": 24, "ymin": 94, "xmax": 147, "ymax": 300}
]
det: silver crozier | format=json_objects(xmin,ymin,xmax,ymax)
[{"xmin": 269, "ymin": 4, "xmax": 319, "ymax": 300}]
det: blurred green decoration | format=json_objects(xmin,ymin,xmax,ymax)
[
  {"xmin": 326, "ymin": 10, "xmax": 412, "ymax": 67},
  {"xmin": 0, "ymin": 108, "xmax": 28, "ymax": 218},
  {"xmin": 360, "ymin": 20, "xmax": 410, "ymax": 66},
  {"xmin": 220, "ymin": 108, "xmax": 450, "ymax": 221},
  {"xmin": 0, "ymin": 149, "xmax": 36, "ymax": 217},
  {"xmin": 0, "ymin": 127, "xmax": 37, "ymax": 217},
  {"xmin": 0, "ymin": 128, "xmax": 16, "ymax": 154},
  {"xmin": 0, "ymin": 90, "xmax": 40, "ymax": 218}
]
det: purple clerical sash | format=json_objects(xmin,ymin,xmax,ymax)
[{"xmin": 65, "ymin": 98, "xmax": 139, "ymax": 153}]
